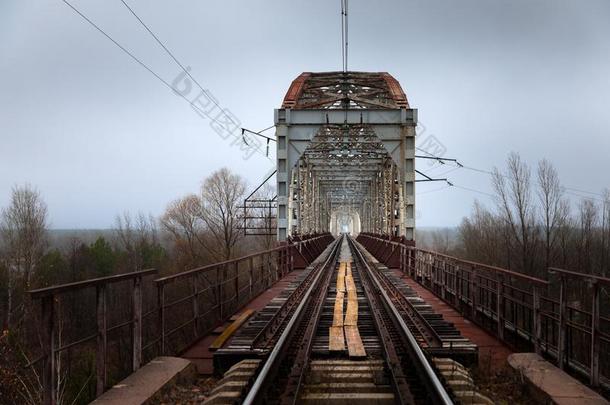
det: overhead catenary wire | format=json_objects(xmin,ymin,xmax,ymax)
[
  {"xmin": 340, "ymin": 0, "xmax": 349, "ymax": 72},
  {"xmin": 63, "ymin": 0, "xmax": 272, "ymax": 161},
  {"xmin": 118, "ymin": 0, "xmax": 237, "ymax": 128},
  {"xmin": 416, "ymin": 146, "xmax": 607, "ymax": 202},
  {"xmin": 417, "ymin": 185, "xmax": 451, "ymax": 195},
  {"xmin": 61, "ymin": 1, "xmax": 190, "ymax": 104},
  {"xmin": 340, "ymin": 0, "xmax": 345, "ymax": 72}
]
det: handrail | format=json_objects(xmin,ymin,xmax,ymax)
[
  {"xmin": 28, "ymin": 268, "xmax": 157, "ymax": 405},
  {"xmin": 155, "ymin": 234, "xmax": 329, "ymax": 285},
  {"xmin": 414, "ymin": 247, "xmax": 549, "ymax": 285},
  {"xmin": 549, "ymin": 267, "xmax": 610, "ymax": 286},
  {"xmin": 154, "ymin": 247, "xmax": 283, "ymax": 285},
  {"xmin": 357, "ymin": 233, "xmax": 548, "ymax": 285},
  {"xmin": 29, "ymin": 268, "xmax": 157, "ymax": 298}
]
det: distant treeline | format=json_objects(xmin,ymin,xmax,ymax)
[{"xmin": 428, "ymin": 152, "xmax": 610, "ymax": 281}]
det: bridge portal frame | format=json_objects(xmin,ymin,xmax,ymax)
[{"xmin": 275, "ymin": 108, "xmax": 417, "ymax": 241}]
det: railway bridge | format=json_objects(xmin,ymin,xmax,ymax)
[{"xmin": 28, "ymin": 72, "xmax": 609, "ymax": 405}]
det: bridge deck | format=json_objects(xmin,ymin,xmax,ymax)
[
  {"xmin": 397, "ymin": 270, "xmax": 512, "ymax": 371},
  {"xmin": 182, "ymin": 258, "xmax": 499, "ymax": 377},
  {"xmin": 181, "ymin": 269, "xmax": 306, "ymax": 374}
]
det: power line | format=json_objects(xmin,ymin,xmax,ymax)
[
  {"xmin": 417, "ymin": 185, "xmax": 451, "ymax": 195},
  {"xmin": 62, "ymin": 1, "xmax": 181, "ymax": 100},
  {"xmin": 62, "ymin": 0, "xmax": 271, "ymax": 162},
  {"xmin": 417, "ymin": 147, "xmax": 607, "ymax": 201},
  {"xmin": 118, "ymin": 0, "xmax": 236, "ymax": 127},
  {"xmin": 436, "ymin": 166, "xmax": 461, "ymax": 177},
  {"xmin": 340, "ymin": 0, "xmax": 345, "ymax": 72},
  {"xmin": 340, "ymin": 0, "xmax": 349, "ymax": 72},
  {"xmin": 451, "ymin": 184, "xmax": 496, "ymax": 198},
  {"xmin": 119, "ymin": 0, "xmax": 275, "ymax": 156},
  {"xmin": 345, "ymin": 0, "xmax": 349, "ymax": 72}
]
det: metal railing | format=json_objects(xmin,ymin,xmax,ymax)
[
  {"xmin": 28, "ymin": 269, "xmax": 158, "ymax": 405},
  {"xmin": 27, "ymin": 233, "xmax": 334, "ymax": 405},
  {"xmin": 154, "ymin": 233, "xmax": 334, "ymax": 356},
  {"xmin": 357, "ymin": 232, "xmax": 610, "ymax": 390}
]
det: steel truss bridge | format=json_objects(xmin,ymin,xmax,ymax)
[{"xmin": 26, "ymin": 72, "xmax": 610, "ymax": 405}]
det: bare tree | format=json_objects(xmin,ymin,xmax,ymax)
[
  {"xmin": 0, "ymin": 185, "xmax": 48, "ymax": 329},
  {"xmin": 199, "ymin": 168, "xmax": 247, "ymax": 260},
  {"xmin": 578, "ymin": 199, "xmax": 598, "ymax": 274},
  {"xmin": 537, "ymin": 159, "xmax": 569, "ymax": 271},
  {"xmin": 556, "ymin": 209, "xmax": 574, "ymax": 269},
  {"xmin": 430, "ymin": 228, "xmax": 451, "ymax": 254},
  {"xmin": 492, "ymin": 152, "xmax": 537, "ymax": 274},
  {"xmin": 115, "ymin": 212, "xmax": 161, "ymax": 271},
  {"xmin": 458, "ymin": 201, "xmax": 504, "ymax": 265},
  {"xmin": 161, "ymin": 194, "xmax": 207, "ymax": 267}
]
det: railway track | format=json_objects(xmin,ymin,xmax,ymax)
[{"xmin": 235, "ymin": 235, "xmax": 455, "ymax": 404}]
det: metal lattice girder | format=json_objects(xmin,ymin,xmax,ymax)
[{"xmin": 276, "ymin": 72, "xmax": 417, "ymax": 241}]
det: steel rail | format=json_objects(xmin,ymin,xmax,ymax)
[
  {"xmin": 374, "ymin": 262, "xmax": 444, "ymax": 347},
  {"xmin": 242, "ymin": 238, "xmax": 341, "ymax": 405},
  {"xmin": 280, "ymin": 243, "xmax": 339, "ymax": 404},
  {"xmin": 350, "ymin": 238, "xmax": 417, "ymax": 404},
  {"xmin": 349, "ymin": 236, "xmax": 454, "ymax": 405}
]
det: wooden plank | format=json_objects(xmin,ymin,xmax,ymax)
[
  {"xmin": 333, "ymin": 292, "xmax": 344, "ymax": 327},
  {"xmin": 344, "ymin": 297, "xmax": 358, "ymax": 326},
  {"xmin": 345, "ymin": 276, "xmax": 357, "ymax": 293},
  {"xmin": 345, "ymin": 325, "xmax": 366, "ymax": 358},
  {"xmin": 329, "ymin": 326, "xmax": 346, "ymax": 351},
  {"xmin": 209, "ymin": 309, "xmax": 255, "ymax": 351},
  {"xmin": 337, "ymin": 276, "xmax": 345, "ymax": 292}
]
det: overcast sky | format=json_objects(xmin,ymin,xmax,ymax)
[{"xmin": 1, "ymin": 0, "xmax": 609, "ymax": 229}]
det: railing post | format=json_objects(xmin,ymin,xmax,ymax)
[
  {"xmin": 234, "ymin": 261, "xmax": 240, "ymax": 308},
  {"xmin": 410, "ymin": 249, "xmax": 415, "ymax": 278},
  {"xmin": 267, "ymin": 253, "xmax": 271, "ymax": 286},
  {"xmin": 96, "ymin": 284, "xmax": 107, "ymax": 396},
  {"xmin": 557, "ymin": 276, "xmax": 567, "ymax": 370},
  {"xmin": 590, "ymin": 280, "xmax": 600, "ymax": 387},
  {"xmin": 157, "ymin": 283, "xmax": 166, "ymax": 355},
  {"xmin": 439, "ymin": 258, "xmax": 446, "ymax": 301},
  {"xmin": 496, "ymin": 274, "xmax": 504, "ymax": 341},
  {"xmin": 41, "ymin": 295, "xmax": 55, "ymax": 405},
  {"xmin": 290, "ymin": 245, "xmax": 294, "ymax": 272},
  {"xmin": 471, "ymin": 267, "xmax": 478, "ymax": 321},
  {"xmin": 192, "ymin": 274, "xmax": 199, "ymax": 339},
  {"xmin": 132, "ymin": 276, "xmax": 142, "ymax": 371},
  {"xmin": 217, "ymin": 266, "xmax": 223, "ymax": 321},
  {"xmin": 455, "ymin": 263, "xmax": 461, "ymax": 308},
  {"xmin": 533, "ymin": 284, "xmax": 541, "ymax": 355},
  {"xmin": 249, "ymin": 257, "xmax": 254, "ymax": 297}
]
